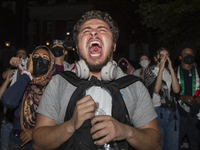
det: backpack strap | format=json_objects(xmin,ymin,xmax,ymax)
[
  {"xmin": 57, "ymin": 73, "xmax": 140, "ymax": 150},
  {"xmin": 109, "ymin": 74, "xmax": 142, "ymax": 89},
  {"xmin": 57, "ymin": 71, "xmax": 81, "ymax": 87}
]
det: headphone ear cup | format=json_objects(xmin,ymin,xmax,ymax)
[
  {"xmin": 75, "ymin": 60, "xmax": 90, "ymax": 79},
  {"xmin": 101, "ymin": 62, "xmax": 117, "ymax": 81}
]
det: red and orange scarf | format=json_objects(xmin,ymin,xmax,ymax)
[{"xmin": 20, "ymin": 46, "xmax": 56, "ymax": 130}]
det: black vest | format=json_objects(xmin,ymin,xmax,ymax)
[{"xmin": 57, "ymin": 71, "xmax": 141, "ymax": 150}]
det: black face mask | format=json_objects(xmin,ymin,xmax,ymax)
[
  {"xmin": 32, "ymin": 57, "xmax": 50, "ymax": 76},
  {"xmin": 183, "ymin": 54, "xmax": 195, "ymax": 64},
  {"xmin": 51, "ymin": 46, "xmax": 64, "ymax": 57}
]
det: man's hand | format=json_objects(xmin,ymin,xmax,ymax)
[
  {"xmin": 69, "ymin": 95, "xmax": 95, "ymax": 131},
  {"xmin": 90, "ymin": 115, "xmax": 127, "ymax": 145},
  {"xmin": 9, "ymin": 57, "xmax": 22, "ymax": 67},
  {"xmin": 20, "ymin": 128, "xmax": 33, "ymax": 146},
  {"xmin": 180, "ymin": 95, "xmax": 194, "ymax": 105}
]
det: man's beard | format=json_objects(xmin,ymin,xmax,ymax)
[{"xmin": 79, "ymin": 44, "xmax": 114, "ymax": 73}]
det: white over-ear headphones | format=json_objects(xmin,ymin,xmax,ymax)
[{"xmin": 75, "ymin": 60, "xmax": 117, "ymax": 81}]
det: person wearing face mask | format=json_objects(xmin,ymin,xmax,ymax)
[
  {"xmin": 133, "ymin": 55, "xmax": 150, "ymax": 80},
  {"xmin": 50, "ymin": 39, "xmax": 71, "ymax": 72},
  {"xmin": 117, "ymin": 57, "xmax": 135, "ymax": 75},
  {"xmin": 1, "ymin": 45, "xmax": 55, "ymax": 149},
  {"xmin": 174, "ymin": 42, "xmax": 200, "ymax": 150},
  {"xmin": 144, "ymin": 47, "xmax": 180, "ymax": 150}
]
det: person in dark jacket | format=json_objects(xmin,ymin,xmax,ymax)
[{"xmin": 2, "ymin": 45, "xmax": 55, "ymax": 149}]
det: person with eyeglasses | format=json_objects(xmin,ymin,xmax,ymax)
[
  {"xmin": 1, "ymin": 46, "xmax": 56, "ymax": 149},
  {"xmin": 50, "ymin": 39, "xmax": 71, "ymax": 72},
  {"xmin": 144, "ymin": 47, "xmax": 180, "ymax": 150}
]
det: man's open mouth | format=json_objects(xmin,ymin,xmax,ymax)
[{"xmin": 89, "ymin": 41, "xmax": 102, "ymax": 58}]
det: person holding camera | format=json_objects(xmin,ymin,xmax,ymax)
[{"xmin": 144, "ymin": 47, "xmax": 180, "ymax": 150}]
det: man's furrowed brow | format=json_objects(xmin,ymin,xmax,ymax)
[
  {"xmin": 81, "ymin": 27, "xmax": 91, "ymax": 32},
  {"xmin": 98, "ymin": 26, "xmax": 109, "ymax": 30}
]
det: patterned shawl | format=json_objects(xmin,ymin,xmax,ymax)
[
  {"xmin": 144, "ymin": 65, "xmax": 177, "ymax": 111},
  {"xmin": 20, "ymin": 45, "xmax": 56, "ymax": 130}
]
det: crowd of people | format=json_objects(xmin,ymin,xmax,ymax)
[{"xmin": 0, "ymin": 10, "xmax": 199, "ymax": 150}]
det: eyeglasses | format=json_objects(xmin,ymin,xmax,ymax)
[
  {"xmin": 13, "ymin": 129, "xmax": 22, "ymax": 137},
  {"xmin": 52, "ymin": 39, "xmax": 67, "ymax": 47}
]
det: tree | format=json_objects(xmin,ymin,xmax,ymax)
[{"xmin": 136, "ymin": 0, "xmax": 200, "ymax": 59}]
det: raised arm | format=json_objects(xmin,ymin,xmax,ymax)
[
  {"xmin": 1, "ymin": 74, "xmax": 31, "ymax": 108},
  {"xmin": 167, "ymin": 57, "xmax": 180, "ymax": 93},
  {"xmin": 154, "ymin": 57, "xmax": 165, "ymax": 94}
]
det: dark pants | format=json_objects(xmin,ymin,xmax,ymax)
[
  {"xmin": 179, "ymin": 115, "xmax": 200, "ymax": 150},
  {"xmin": 7, "ymin": 140, "xmax": 34, "ymax": 150}
]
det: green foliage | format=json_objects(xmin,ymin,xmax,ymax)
[{"xmin": 136, "ymin": 0, "xmax": 200, "ymax": 58}]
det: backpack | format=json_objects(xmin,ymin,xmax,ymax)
[{"xmin": 57, "ymin": 71, "xmax": 142, "ymax": 150}]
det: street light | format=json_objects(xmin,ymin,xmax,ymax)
[
  {"xmin": 46, "ymin": 41, "xmax": 50, "ymax": 46},
  {"xmin": 5, "ymin": 41, "xmax": 10, "ymax": 47}
]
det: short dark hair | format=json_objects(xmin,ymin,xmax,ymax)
[
  {"xmin": 16, "ymin": 48, "xmax": 27, "ymax": 56},
  {"xmin": 176, "ymin": 42, "xmax": 196, "ymax": 58},
  {"xmin": 73, "ymin": 10, "xmax": 119, "ymax": 45}
]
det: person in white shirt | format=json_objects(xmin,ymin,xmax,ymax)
[{"xmin": 144, "ymin": 47, "xmax": 180, "ymax": 150}]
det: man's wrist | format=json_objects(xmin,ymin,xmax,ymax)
[
  {"xmin": 124, "ymin": 124, "xmax": 134, "ymax": 142},
  {"xmin": 66, "ymin": 120, "xmax": 75, "ymax": 135}
]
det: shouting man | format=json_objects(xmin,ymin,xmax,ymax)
[{"xmin": 32, "ymin": 10, "xmax": 161, "ymax": 150}]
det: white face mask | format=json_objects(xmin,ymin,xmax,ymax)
[{"xmin": 140, "ymin": 60, "xmax": 149, "ymax": 68}]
